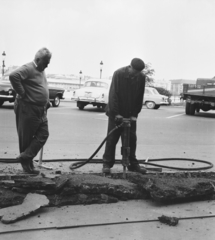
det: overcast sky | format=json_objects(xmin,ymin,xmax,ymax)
[{"xmin": 0, "ymin": 0, "xmax": 214, "ymax": 80}]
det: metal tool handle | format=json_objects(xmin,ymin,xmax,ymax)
[
  {"xmin": 34, "ymin": 146, "xmax": 53, "ymax": 170},
  {"xmin": 121, "ymin": 118, "xmax": 131, "ymax": 179}
]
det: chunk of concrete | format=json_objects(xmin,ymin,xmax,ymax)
[{"xmin": 0, "ymin": 193, "xmax": 49, "ymax": 224}]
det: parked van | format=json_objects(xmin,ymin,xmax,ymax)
[{"xmin": 143, "ymin": 87, "xmax": 169, "ymax": 109}]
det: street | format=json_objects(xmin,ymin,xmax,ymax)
[
  {"xmin": 1, "ymin": 101, "xmax": 215, "ymax": 171},
  {"xmin": 1, "ymin": 101, "xmax": 215, "ymax": 240}
]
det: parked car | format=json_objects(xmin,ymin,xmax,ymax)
[
  {"xmin": 143, "ymin": 87, "xmax": 169, "ymax": 109},
  {"xmin": 0, "ymin": 76, "xmax": 65, "ymax": 107},
  {"xmin": 72, "ymin": 79, "xmax": 110, "ymax": 110},
  {"xmin": 0, "ymin": 79, "xmax": 16, "ymax": 106},
  {"xmin": 153, "ymin": 86, "xmax": 172, "ymax": 105},
  {"xmin": 47, "ymin": 84, "xmax": 65, "ymax": 107}
]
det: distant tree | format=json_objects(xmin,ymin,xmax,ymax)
[
  {"xmin": 153, "ymin": 86, "xmax": 172, "ymax": 97},
  {"xmin": 143, "ymin": 63, "xmax": 155, "ymax": 86}
]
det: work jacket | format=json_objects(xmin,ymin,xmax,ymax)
[{"xmin": 106, "ymin": 66, "xmax": 146, "ymax": 119}]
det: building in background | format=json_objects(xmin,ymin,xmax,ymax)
[
  {"xmin": 169, "ymin": 79, "xmax": 196, "ymax": 96},
  {"xmin": 153, "ymin": 79, "xmax": 171, "ymax": 90},
  {"xmin": 46, "ymin": 74, "xmax": 88, "ymax": 90},
  {"xmin": 1, "ymin": 66, "xmax": 91, "ymax": 91}
]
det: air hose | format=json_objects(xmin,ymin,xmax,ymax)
[
  {"xmin": 69, "ymin": 120, "xmax": 213, "ymax": 171},
  {"xmin": 69, "ymin": 122, "xmax": 124, "ymax": 170},
  {"xmin": 0, "ymin": 122, "xmax": 213, "ymax": 171}
]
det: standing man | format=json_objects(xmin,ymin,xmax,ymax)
[
  {"xmin": 9, "ymin": 47, "xmax": 52, "ymax": 174},
  {"xmin": 103, "ymin": 58, "xmax": 146, "ymax": 174}
]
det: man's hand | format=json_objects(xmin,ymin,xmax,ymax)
[
  {"xmin": 115, "ymin": 114, "xmax": 123, "ymax": 124},
  {"xmin": 130, "ymin": 116, "xmax": 137, "ymax": 122}
]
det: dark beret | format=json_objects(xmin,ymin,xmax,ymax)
[{"xmin": 130, "ymin": 58, "xmax": 145, "ymax": 71}]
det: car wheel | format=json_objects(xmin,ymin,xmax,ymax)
[
  {"xmin": 0, "ymin": 100, "xmax": 4, "ymax": 107},
  {"xmin": 78, "ymin": 105, "xmax": 85, "ymax": 110},
  {"xmin": 52, "ymin": 95, "xmax": 60, "ymax": 107},
  {"xmin": 196, "ymin": 107, "xmax": 200, "ymax": 113},
  {"xmin": 189, "ymin": 103, "xmax": 195, "ymax": 115},
  {"xmin": 102, "ymin": 104, "xmax": 107, "ymax": 111},
  {"xmin": 154, "ymin": 104, "xmax": 160, "ymax": 109},
  {"xmin": 77, "ymin": 101, "xmax": 85, "ymax": 110},
  {"xmin": 146, "ymin": 101, "xmax": 156, "ymax": 109},
  {"xmin": 185, "ymin": 101, "xmax": 190, "ymax": 115}
]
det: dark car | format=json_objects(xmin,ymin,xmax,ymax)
[
  {"xmin": 0, "ymin": 76, "xmax": 65, "ymax": 107},
  {"xmin": 48, "ymin": 85, "xmax": 65, "ymax": 107}
]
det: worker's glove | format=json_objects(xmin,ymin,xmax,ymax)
[
  {"xmin": 130, "ymin": 116, "xmax": 137, "ymax": 122},
  {"xmin": 115, "ymin": 115, "xmax": 123, "ymax": 125}
]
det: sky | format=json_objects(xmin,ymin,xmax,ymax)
[{"xmin": 0, "ymin": 0, "xmax": 215, "ymax": 80}]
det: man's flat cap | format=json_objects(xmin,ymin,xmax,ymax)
[{"xmin": 130, "ymin": 58, "xmax": 145, "ymax": 71}]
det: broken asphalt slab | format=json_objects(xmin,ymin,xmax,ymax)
[
  {"xmin": 0, "ymin": 168, "xmax": 215, "ymax": 239},
  {"xmin": 1, "ymin": 172, "xmax": 215, "ymax": 210},
  {"xmin": 0, "ymin": 193, "xmax": 49, "ymax": 224}
]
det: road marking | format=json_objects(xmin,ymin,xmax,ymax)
[
  {"xmin": 98, "ymin": 113, "xmax": 106, "ymax": 115},
  {"xmin": 95, "ymin": 118, "xmax": 108, "ymax": 121},
  {"xmin": 167, "ymin": 113, "xmax": 185, "ymax": 119}
]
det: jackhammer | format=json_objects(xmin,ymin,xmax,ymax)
[
  {"xmin": 69, "ymin": 117, "xmax": 133, "ymax": 178},
  {"xmin": 120, "ymin": 118, "xmax": 131, "ymax": 179}
]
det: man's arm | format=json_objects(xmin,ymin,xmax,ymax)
[
  {"xmin": 132, "ymin": 74, "xmax": 146, "ymax": 117},
  {"xmin": 9, "ymin": 65, "xmax": 29, "ymax": 98},
  {"xmin": 108, "ymin": 71, "xmax": 120, "ymax": 117}
]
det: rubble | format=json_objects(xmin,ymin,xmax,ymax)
[
  {"xmin": 0, "ymin": 171, "xmax": 215, "ymax": 211},
  {"xmin": 158, "ymin": 215, "xmax": 179, "ymax": 226},
  {"xmin": 0, "ymin": 193, "xmax": 49, "ymax": 224},
  {"xmin": 125, "ymin": 172, "xmax": 215, "ymax": 202}
]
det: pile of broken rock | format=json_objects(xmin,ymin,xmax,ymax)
[{"xmin": 0, "ymin": 171, "xmax": 215, "ymax": 223}]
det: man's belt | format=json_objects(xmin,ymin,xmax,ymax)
[{"xmin": 17, "ymin": 98, "xmax": 48, "ymax": 108}]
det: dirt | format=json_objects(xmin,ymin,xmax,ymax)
[{"xmin": 0, "ymin": 171, "xmax": 215, "ymax": 210}]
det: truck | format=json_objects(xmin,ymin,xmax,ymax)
[{"xmin": 183, "ymin": 78, "xmax": 215, "ymax": 115}]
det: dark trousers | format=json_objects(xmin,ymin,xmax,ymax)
[
  {"xmin": 14, "ymin": 99, "xmax": 49, "ymax": 161},
  {"xmin": 103, "ymin": 117, "xmax": 138, "ymax": 168}
]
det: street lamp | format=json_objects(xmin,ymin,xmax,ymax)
[
  {"xmin": 79, "ymin": 70, "xmax": 82, "ymax": 88},
  {"xmin": 2, "ymin": 51, "xmax": 6, "ymax": 76},
  {"xmin": 100, "ymin": 61, "xmax": 103, "ymax": 79}
]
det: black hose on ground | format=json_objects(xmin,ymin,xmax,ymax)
[
  {"xmin": 69, "ymin": 121, "xmax": 213, "ymax": 171},
  {"xmin": 0, "ymin": 157, "xmax": 213, "ymax": 171},
  {"xmin": 0, "ymin": 121, "xmax": 213, "ymax": 171},
  {"xmin": 69, "ymin": 158, "xmax": 213, "ymax": 171},
  {"xmin": 69, "ymin": 122, "xmax": 124, "ymax": 170}
]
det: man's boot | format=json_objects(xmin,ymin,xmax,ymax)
[{"xmin": 127, "ymin": 164, "xmax": 147, "ymax": 174}]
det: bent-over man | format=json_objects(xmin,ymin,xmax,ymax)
[{"xmin": 102, "ymin": 58, "xmax": 147, "ymax": 174}]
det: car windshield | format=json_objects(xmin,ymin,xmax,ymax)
[
  {"xmin": 151, "ymin": 88, "xmax": 160, "ymax": 95},
  {"xmin": 84, "ymin": 81, "xmax": 108, "ymax": 89}
]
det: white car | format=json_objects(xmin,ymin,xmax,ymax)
[
  {"xmin": 143, "ymin": 87, "xmax": 169, "ymax": 109},
  {"xmin": 72, "ymin": 79, "xmax": 110, "ymax": 110}
]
